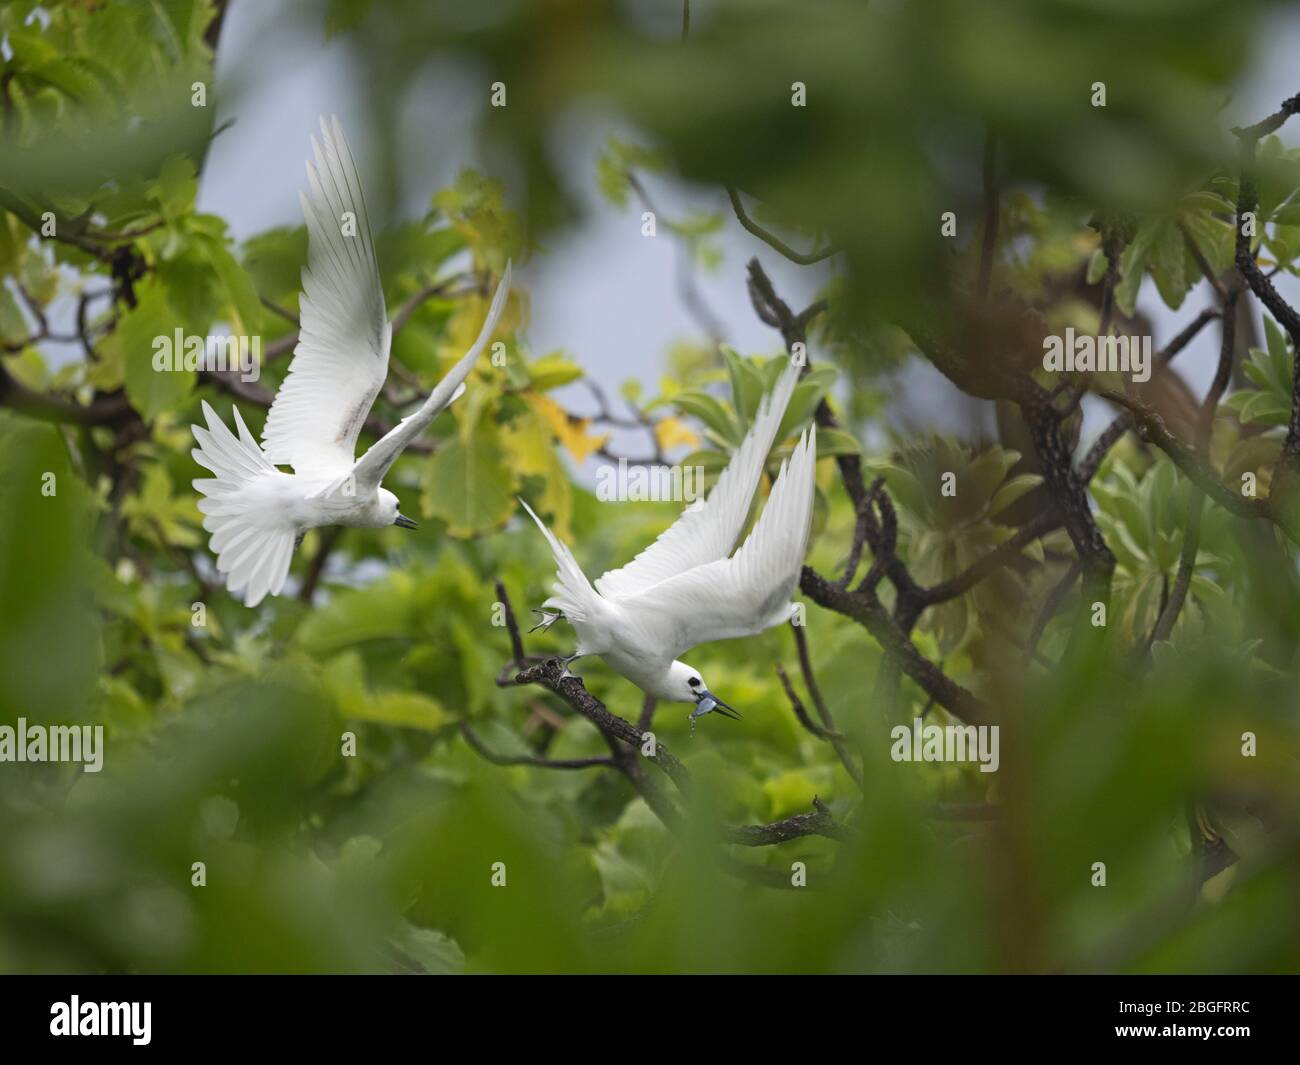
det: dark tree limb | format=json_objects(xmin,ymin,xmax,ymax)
[
  {"xmin": 727, "ymin": 187, "xmax": 838, "ymax": 265},
  {"xmin": 515, "ymin": 658, "xmax": 692, "ymax": 792},
  {"xmin": 776, "ymin": 663, "xmax": 844, "ymax": 741},
  {"xmin": 0, "ymin": 359, "xmax": 134, "ymax": 426},
  {"xmin": 1148, "ymin": 282, "xmax": 1243, "ymax": 646},
  {"xmin": 789, "ymin": 622, "xmax": 862, "ymax": 786},
  {"xmin": 1079, "ymin": 305, "xmax": 1219, "ymax": 482},
  {"xmin": 494, "ymin": 579, "xmax": 527, "ymax": 667},
  {"xmin": 722, "ymin": 804, "xmax": 849, "ymax": 845},
  {"xmin": 800, "ymin": 566, "xmax": 991, "ymax": 725},
  {"xmin": 510, "ymin": 657, "xmax": 850, "ymax": 853},
  {"xmin": 921, "ymin": 511, "xmax": 1061, "ymax": 604},
  {"xmin": 1020, "ymin": 397, "xmax": 1115, "ymax": 615},
  {"xmin": 299, "ymin": 527, "xmax": 343, "ymax": 604},
  {"xmin": 1099, "ymin": 390, "xmax": 1275, "ymax": 527}
]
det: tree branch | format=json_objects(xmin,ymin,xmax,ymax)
[
  {"xmin": 800, "ymin": 566, "xmax": 991, "ymax": 725},
  {"xmin": 1099, "ymin": 389, "xmax": 1276, "ymax": 526},
  {"xmin": 726, "ymin": 187, "xmax": 837, "ymax": 265}
]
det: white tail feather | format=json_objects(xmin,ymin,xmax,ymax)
[
  {"xmin": 519, "ymin": 498, "xmax": 599, "ymax": 624},
  {"xmin": 192, "ymin": 401, "xmax": 297, "ymax": 607}
]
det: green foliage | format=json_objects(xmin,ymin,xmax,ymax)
[
  {"xmin": 868, "ymin": 440, "xmax": 1040, "ymax": 653},
  {"xmin": 2, "ymin": 0, "xmax": 1299, "ymax": 977},
  {"xmin": 1222, "ymin": 317, "xmax": 1295, "ymax": 430},
  {"xmin": 1092, "ymin": 457, "xmax": 1232, "ymax": 646}
]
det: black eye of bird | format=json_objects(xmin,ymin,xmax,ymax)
[{"xmin": 688, "ymin": 677, "xmax": 701, "ymax": 688}]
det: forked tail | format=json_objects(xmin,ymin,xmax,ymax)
[
  {"xmin": 191, "ymin": 401, "xmax": 296, "ymax": 607},
  {"xmin": 518, "ymin": 498, "xmax": 601, "ymax": 626}
]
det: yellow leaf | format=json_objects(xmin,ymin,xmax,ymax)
[
  {"xmin": 653, "ymin": 415, "xmax": 699, "ymax": 453},
  {"xmin": 527, "ymin": 393, "xmax": 609, "ymax": 465},
  {"xmin": 438, "ymin": 286, "xmax": 517, "ymax": 379},
  {"xmin": 500, "ymin": 403, "xmax": 573, "ymax": 540}
]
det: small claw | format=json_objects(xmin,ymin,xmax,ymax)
[{"xmin": 558, "ymin": 653, "xmax": 582, "ymax": 680}]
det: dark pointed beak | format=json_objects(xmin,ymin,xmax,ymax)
[
  {"xmin": 698, "ymin": 691, "xmax": 742, "ymax": 720},
  {"xmin": 394, "ymin": 513, "xmax": 418, "ymax": 530}
]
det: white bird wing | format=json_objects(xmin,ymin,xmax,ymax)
[
  {"xmin": 593, "ymin": 355, "xmax": 802, "ymax": 602},
  {"xmin": 618, "ymin": 424, "xmax": 817, "ymax": 661},
  {"xmin": 261, "ymin": 115, "xmax": 390, "ymax": 480},
  {"xmin": 344, "ymin": 262, "xmax": 511, "ymax": 494}
]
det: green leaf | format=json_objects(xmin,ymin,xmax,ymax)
[
  {"xmin": 391, "ymin": 923, "xmax": 465, "ymax": 975},
  {"xmin": 989, "ymin": 473, "xmax": 1042, "ymax": 518},
  {"xmin": 672, "ymin": 390, "xmax": 741, "ymax": 447},
  {"xmin": 1263, "ymin": 316, "xmax": 1290, "ymax": 366},
  {"xmin": 526, "ymin": 352, "xmax": 583, "ymax": 392},
  {"xmin": 1150, "ymin": 219, "xmax": 1189, "ymax": 310},
  {"xmin": 118, "ymin": 278, "xmax": 194, "ymax": 421},
  {"xmin": 0, "ymin": 285, "xmax": 28, "ymax": 344},
  {"xmin": 1085, "ymin": 248, "xmax": 1108, "ymax": 285},
  {"xmin": 776, "ymin": 367, "xmax": 837, "ymax": 442},
  {"xmin": 679, "ymin": 448, "xmax": 732, "ymax": 474},
  {"xmin": 762, "ymin": 770, "xmax": 821, "ymax": 821},
  {"xmin": 815, "ymin": 427, "xmax": 861, "ymax": 458},
  {"xmin": 964, "ymin": 448, "xmax": 1020, "ymax": 505},
  {"xmin": 864, "ymin": 460, "xmax": 926, "ymax": 519},
  {"xmin": 0, "ymin": 213, "xmax": 20, "ymax": 277},
  {"xmin": 422, "ymin": 428, "xmax": 517, "ymax": 537},
  {"xmin": 1114, "ymin": 217, "xmax": 1164, "ymax": 317},
  {"xmin": 7, "ymin": 30, "xmax": 104, "ymax": 103},
  {"xmin": 1181, "ymin": 191, "xmax": 1233, "ymax": 216},
  {"xmin": 198, "ymin": 231, "xmax": 263, "ymax": 337},
  {"xmin": 720, "ymin": 345, "xmax": 764, "ymax": 423},
  {"xmin": 148, "ymin": 154, "xmax": 198, "ymax": 220},
  {"xmin": 348, "ymin": 690, "xmax": 451, "ymax": 731}
]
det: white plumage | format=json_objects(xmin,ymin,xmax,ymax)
[
  {"xmin": 192, "ymin": 116, "xmax": 511, "ymax": 607},
  {"xmin": 523, "ymin": 356, "xmax": 817, "ymax": 726}
]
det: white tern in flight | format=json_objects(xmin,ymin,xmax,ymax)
[
  {"xmin": 191, "ymin": 116, "xmax": 511, "ymax": 607},
  {"xmin": 523, "ymin": 356, "xmax": 817, "ymax": 730}
]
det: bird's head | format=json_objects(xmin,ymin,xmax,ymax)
[
  {"xmin": 379, "ymin": 488, "xmax": 417, "ymax": 530},
  {"xmin": 667, "ymin": 661, "xmax": 741, "ymax": 732}
]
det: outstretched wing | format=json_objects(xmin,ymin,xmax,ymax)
[
  {"xmin": 618, "ymin": 425, "xmax": 817, "ymax": 661},
  {"xmin": 262, "ymin": 115, "xmax": 390, "ymax": 479},
  {"xmin": 345, "ymin": 262, "xmax": 511, "ymax": 494},
  {"xmin": 594, "ymin": 355, "xmax": 802, "ymax": 602}
]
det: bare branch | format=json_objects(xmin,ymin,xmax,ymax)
[
  {"xmin": 800, "ymin": 566, "xmax": 991, "ymax": 725},
  {"xmin": 727, "ymin": 187, "xmax": 837, "ymax": 265},
  {"xmin": 495, "ymin": 579, "xmax": 527, "ymax": 667},
  {"xmin": 776, "ymin": 663, "xmax": 843, "ymax": 742},
  {"xmin": 1099, "ymin": 389, "xmax": 1275, "ymax": 526}
]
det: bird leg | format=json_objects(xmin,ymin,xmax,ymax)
[
  {"xmin": 293, "ymin": 532, "xmax": 305, "ymax": 551},
  {"xmin": 528, "ymin": 608, "xmax": 563, "ymax": 634},
  {"xmin": 558, "ymin": 652, "xmax": 584, "ymax": 680}
]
